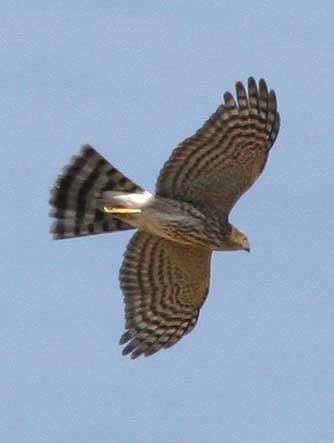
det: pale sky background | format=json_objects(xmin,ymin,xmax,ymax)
[{"xmin": 2, "ymin": 1, "xmax": 334, "ymax": 442}]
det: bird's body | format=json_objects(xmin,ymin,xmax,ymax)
[
  {"xmin": 50, "ymin": 77, "xmax": 280, "ymax": 358},
  {"xmin": 105, "ymin": 193, "xmax": 237, "ymax": 251}
]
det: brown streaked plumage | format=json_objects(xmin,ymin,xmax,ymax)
[
  {"xmin": 49, "ymin": 77, "xmax": 280, "ymax": 358},
  {"xmin": 119, "ymin": 231, "xmax": 211, "ymax": 358}
]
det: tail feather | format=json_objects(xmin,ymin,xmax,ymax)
[{"xmin": 50, "ymin": 145, "xmax": 143, "ymax": 239}]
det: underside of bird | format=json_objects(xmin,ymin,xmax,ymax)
[{"xmin": 50, "ymin": 77, "xmax": 280, "ymax": 358}]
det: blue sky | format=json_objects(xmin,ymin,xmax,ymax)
[{"xmin": 2, "ymin": 1, "xmax": 334, "ymax": 442}]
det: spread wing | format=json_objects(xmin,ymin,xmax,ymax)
[
  {"xmin": 156, "ymin": 78, "xmax": 280, "ymax": 216},
  {"xmin": 119, "ymin": 231, "xmax": 212, "ymax": 358}
]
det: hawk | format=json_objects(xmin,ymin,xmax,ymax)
[{"xmin": 50, "ymin": 78, "xmax": 280, "ymax": 359}]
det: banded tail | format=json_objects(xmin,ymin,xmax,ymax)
[{"xmin": 49, "ymin": 145, "xmax": 144, "ymax": 239}]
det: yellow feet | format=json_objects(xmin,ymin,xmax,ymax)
[{"xmin": 103, "ymin": 206, "xmax": 141, "ymax": 214}]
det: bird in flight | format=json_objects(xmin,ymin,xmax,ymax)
[{"xmin": 50, "ymin": 77, "xmax": 280, "ymax": 359}]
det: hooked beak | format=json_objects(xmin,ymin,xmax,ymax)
[{"xmin": 245, "ymin": 246, "xmax": 250, "ymax": 253}]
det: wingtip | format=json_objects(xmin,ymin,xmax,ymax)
[
  {"xmin": 259, "ymin": 78, "xmax": 269, "ymax": 95},
  {"xmin": 247, "ymin": 75, "xmax": 256, "ymax": 85},
  {"xmin": 79, "ymin": 144, "xmax": 96, "ymax": 157},
  {"xmin": 235, "ymin": 80, "xmax": 244, "ymax": 90},
  {"xmin": 247, "ymin": 76, "xmax": 258, "ymax": 93}
]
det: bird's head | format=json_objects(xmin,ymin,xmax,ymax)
[{"xmin": 226, "ymin": 226, "xmax": 250, "ymax": 252}]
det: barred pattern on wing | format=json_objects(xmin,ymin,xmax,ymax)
[
  {"xmin": 119, "ymin": 231, "xmax": 212, "ymax": 358},
  {"xmin": 49, "ymin": 77, "xmax": 281, "ymax": 359},
  {"xmin": 156, "ymin": 78, "xmax": 280, "ymax": 216},
  {"xmin": 50, "ymin": 145, "xmax": 143, "ymax": 239}
]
